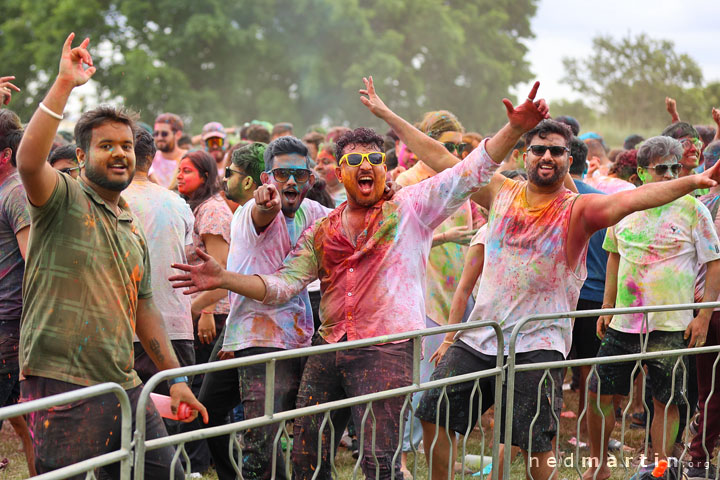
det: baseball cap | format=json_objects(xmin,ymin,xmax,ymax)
[{"xmin": 202, "ymin": 122, "xmax": 226, "ymax": 141}]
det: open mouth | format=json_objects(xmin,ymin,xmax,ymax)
[
  {"xmin": 109, "ymin": 164, "xmax": 128, "ymax": 174},
  {"xmin": 283, "ymin": 190, "xmax": 299, "ymax": 203},
  {"xmin": 538, "ymin": 163, "xmax": 555, "ymax": 173},
  {"xmin": 357, "ymin": 175, "xmax": 374, "ymax": 194}
]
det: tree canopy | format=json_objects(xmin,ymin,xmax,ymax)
[
  {"xmin": 1, "ymin": 0, "xmax": 537, "ymax": 132},
  {"xmin": 562, "ymin": 34, "xmax": 720, "ymax": 129}
]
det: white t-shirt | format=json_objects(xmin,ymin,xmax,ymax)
[
  {"xmin": 604, "ymin": 194, "xmax": 720, "ymax": 333},
  {"xmin": 123, "ymin": 178, "xmax": 195, "ymax": 340},
  {"xmin": 223, "ymin": 198, "xmax": 332, "ymax": 351}
]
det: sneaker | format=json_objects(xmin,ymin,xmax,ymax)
[
  {"xmin": 689, "ymin": 412, "xmax": 701, "ymax": 437},
  {"xmin": 686, "ymin": 462, "xmax": 716, "ymax": 480},
  {"xmin": 608, "ymin": 439, "xmax": 622, "ymax": 452}
]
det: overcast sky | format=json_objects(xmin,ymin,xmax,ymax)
[{"xmin": 517, "ymin": 0, "xmax": 720, "ymax": 103}]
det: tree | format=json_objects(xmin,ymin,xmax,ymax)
[
  {"xmin": 562, "ymin": 34, "xmax": 709, "ymax": 129},
  {"xmin": 0, "ymin": 0, "xmax": 537, "ymax": 133}
]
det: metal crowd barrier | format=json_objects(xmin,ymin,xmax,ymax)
[
  {"xmin": 0, "ymin": 382, "xmax": 133, "ymax": 480},
  {"xmin": 133, "ymin": 320, "xmax": 505, "ymax": 480},
  {"xmin": 504, "ymin": 301, "xmax": 720, "ymax": 480}
]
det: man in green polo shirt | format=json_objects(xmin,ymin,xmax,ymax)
[{"xmin": 15, "ymin": 33, "xmax": 208, "ymax": 478}]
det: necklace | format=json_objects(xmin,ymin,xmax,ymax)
[{"xmin": 342, "ymin": 208, "xmax": 359, "ymax": 247}]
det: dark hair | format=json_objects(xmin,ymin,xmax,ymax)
[
  {"xmin": 696, "ymin": 126, "xmax": 716, "ymax": 146},
  {"xmin": 74, "ymin": 106, "xmax": 137, "ymax": 153},
  {"xmin": 610, "ymin": 149, "xmax": 638, "ymax": 180},
  {"xmin": 504, "ymin": 138, "xmax": 526, "ymax": 162},
  {"xmin": 154, "ymin": 112, "xmax": 183, "ymax": 132},
  {"xmin": 385, "ymin": 148, "xmax": 398, "ymax": 171},
  {"xmin": 0, "ymin": 109, "xmax": 22, "ymax": 139},
  {"xmin": 272, "ymin": 122, "xmax": 294, "ymax": 137},
  {"xmin": 335, "ymin": 127, "xmax": 385, "ymax": 162},
  {"xmin": 326, "ymin": 126, "xmax": 352, "ymax": 143},
  {"xmin": 704, "ymin": 140, "xmax": 720, "ymax": 170},
  {"xmin": 523, "ymin": 119, "xmax": 572, "ymax": 148},
  {"xmin": 181, "ymin": 150, "xmax": 220, "ymax": 210},
  {"xmin": 661, "ymin": 121, "xmax": 699, "ymax": 140},
  {"xmin": 302, "ymin": 131, "xmax": 324, "ymax": 150},
  {"xmin": 608, "ymin": 148, "xmax": 624, "ymax": 163},
  {"xmin": 623, "ymin": 134, "xmax": 644, "ymax": 150},
  {"xmin": 500, "ymin": 169, "xmax": 527, "ymax": 180},
  {"xmin": 246, "ymin": 124, "xmax": 271, "ymax": 143},
  {"xmin": 133, "ymin": 128, "xmax": 156, "ymax": 172},
  {"xmin": 637, "ymin": 136, "xmax": 683, "ymax": 168},
  {"xmin": 305, "ymin": 179, "xmax": 335, "ymax": 209},
  {"xmin": 178, "ymin": 135, "xmax": 192, "ymax": 148},
  {"xmin": 554, "ymin": 115, "xmax": 580, "ymax": 136},
  {"xmin": 0, "ymin": 129, "xmax": 23, "ymax": 168},
  {"xmin": 264, "ymin": 136, "xmax": 311, "ymax": 171},
  {"xmin": 585, "ymin": 138, "xmax": 608, "ymax": 160},
  {"xmin": 48, "ymin": 144, "xmax": 78, "ymax": 167},
  {"xmin": 231, "ymin": 142, "xmax": 266, "ymax": 186},
  {"xmin": 568, "ymin": 137, "xmax": 589, "ymax": 176}
]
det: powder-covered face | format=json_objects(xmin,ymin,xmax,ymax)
[
  {"xmin": 314, "ymin": 150, "xmax": 339, "ymax": 187},
  {"xmin": 639, "ymin": 155, "xmax": 680, "ymax": 184},
  {"xmin": 260, "ymin": 153, "xmax": 315, "ymax": 218},
  {"xmin": 523, "ymin": 132, "xmax": 571, "ymax": 188},
  {"xmin": 679, "ymin": 135, "xmax": 702, "ymax": 171},
  {"xmin": 336, "ymin": 143, "xmax": 387, "ymax": 208},
  {"xmin": 176, "ymin": 158, "xmax": 205, "ymax": 195}
]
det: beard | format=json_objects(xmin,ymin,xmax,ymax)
[
  {"xmin": 84, "ymin": 161, "xmax": 134, "ymax": 192},
  {"xmin": 527, "ymin": 162, "xmax": 568, "ymax": 186},
  {"xmin": 157, "ymin": 139, "xmax": 175, "ymax": 153}
]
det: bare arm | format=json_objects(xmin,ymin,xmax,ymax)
[
  {"xmin": 17, "ymin": 34, "xmax": 96, "ymax": 207},
  {"xmin": 712, "ymin": 107, "xmax": 720, "ymax": 143},
  {"xmin": 686, "ymin": 259, "xmax": 720, "ymax": 348},
  {"xmin": 597, "ymin": 251, "xmax": 620, "ymax": 339},
  {"xmin": 665, "ymin": 97, "xmax": 681, "ymax": 124},
  {"xmin": 135, "ymin": 297, "xmax": 209, "ymax": 423},
  {"xmin": 15, "ymin": 226, "xmax": 29, "ymax": 260}
]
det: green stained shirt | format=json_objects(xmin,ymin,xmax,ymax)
[{"xmin": 20, "ymin": 173, "xmax": 152, "ymax": 389}]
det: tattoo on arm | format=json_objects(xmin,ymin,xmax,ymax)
[{"xmin": 149, "ymin": 338, "xmax": 165, "ymax": 364}]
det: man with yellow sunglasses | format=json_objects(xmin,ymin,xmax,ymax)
[{"xmin": 170, "ymin": 76, "xmax": 551, "ymax": 479}]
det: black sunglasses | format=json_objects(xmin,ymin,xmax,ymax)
[
  {"xmin": 270, "ymin": 168, "xmax": 311, "ymax": 183},
  {"xmin": 225, "ymin": 166, "xmax": 246, "ymax": 178},
  {"xmin": 646, "ymin": 163, "xmax": 681, "ymax": 176},
  {"xmin": 444, "ymin": 142, "xmax": 468, "ymax": 155},
  {"xmin": 153, "ymin": 130, "xmax": 170, "ymax": 138},
  {"xmin": 528, "ymin": 145, "xmax": 569, "ymax": 157},
  {"xmin": 59, "ymin": 166, "xmax": 80, "ymax": 174}
]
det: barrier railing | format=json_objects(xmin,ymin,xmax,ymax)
[
  {"xmin": 0, "ymin": 382, "xmax": 133, "ymax": 480},
  {"xmin": 504, "ymin": 301, "xmax": 720, "ymax": 480},
  {"xmin": 133, "ymin": 320, "xmax": 505, "ymax": 480}
]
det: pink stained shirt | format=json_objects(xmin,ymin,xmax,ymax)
[
  {"xmin": 458, "ymin": 178, "xmax": 588, "ymax": 357},
  {"xmin": 258, "ymin": 140, "xmax": 499, "ymax": 343}
]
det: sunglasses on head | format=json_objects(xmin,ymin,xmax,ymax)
[
  {"xmin": 339, "ymin": 152, "xmax": 386, "ymax": 167},
  {"xmin": 645, "ymin": 163, "xmax": 681, "ymax": 176},
  {"xmin": 153, "ymin": 130, "xmax": 170, "ymax": 138},
  {"xmin": 59, "ymin": 166, "xmax": 81, "ymax": 175},
  {"xmin": 444, "ymin": 142, "xmax": 467, "ymax": 155},
  {"xmin": 680, "ymin": 137, "xmax": 703, "ymax": 150},
  {"xmin": 206, "ymin": 137, "xmax": 224, "ymax": 149},
  {"xmin": 270, "ymin": 168, "xmax": 311, "ymax": 183},
  {"xmin": 225, "ymin": 166, "xmax": 245, "ymax": 178},
  {"xmin": 528, "ymin": 145, "xmax": 569, "ymax": 157}
]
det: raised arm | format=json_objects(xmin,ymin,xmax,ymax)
[
  {"xmin": 576, "ymin": 161, "xmax": 720, "ymax": 234},
  {"xmin": 16, "ymin": 34, "xmax": 96, "ymax": 207},
  {"xmin": 0, "ymin": 76, "xmax": 21, "ymax": 107},
  {"xmin": 712, "ymin": 107, "xmax": 720, "ymax": 143},
  {"xmin": 665, "ymin": 97, "xmax": 681, "ymax": 124}
]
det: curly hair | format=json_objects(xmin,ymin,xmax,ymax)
[
  {"xmin": 418, "ymin": 110, "xmax": 464, "ymax": 139},
  {"xmin": 523, "ymin": 119, "xmax": 573, "ymax": 147},
  {"xmin": 609, "ymin": 149, "xmax": 638, "ymax": 180},
  {"xmin": 334, "ymin": 128, "xmax": 385, "ymax": 162}
]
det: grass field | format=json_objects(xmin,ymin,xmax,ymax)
[{"xmin": 0, "ymin": 376, "xmax": 692, "ymax": 480}]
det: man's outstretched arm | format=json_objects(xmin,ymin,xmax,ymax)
[{"xmin": 16, "ymin": 33, "xmax": 96, "ymax": 207}]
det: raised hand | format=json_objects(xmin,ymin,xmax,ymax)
[
  {"xmin": 359, "ymin": 76, "xmax": 392, "ymax": 119},
  {"xmin": 0, "ymin": 76, "xmax": 21, "ymax": 106},
  {"xmin": 58, "ymin": 33, "xmax": 96, "ymax": 87},
  {"xmin": 665, "ymin": 97, "xmax": 680, "ymax": 123},
  {"xmin": 254, "ymin": 183, "xmax": 281, "ymax": 213},
  {"xmin": 170, "ymin": 249, "xmax": 225, "ymax": 295},
  {"xmin": 712, "ymin": 107, "xmax": 720, "ymax": 128},
  {"xmin": 502, "ymin": 81, "xmax": 549, "ymax": 133},
  {"xmin": 697, "ymin": 157, "xmax": 720, "ymax": 189}
]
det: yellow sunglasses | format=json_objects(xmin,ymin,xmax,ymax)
[{"xmin": 339, "ymin": 152, "xmax": 386, "ymax": 167}]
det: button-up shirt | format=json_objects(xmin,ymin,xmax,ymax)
[{"xmin": 259, "ymin": 140, "xmax": 498, "ymax": 343}]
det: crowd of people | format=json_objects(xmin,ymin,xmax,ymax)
[{"xmin": 2, "ymin": 33, "xmax": 720, "ymax": 480}]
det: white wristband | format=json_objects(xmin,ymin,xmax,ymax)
[{"xmin": 38, "ymin": 102, "xmax": 64, "ymax": 121}]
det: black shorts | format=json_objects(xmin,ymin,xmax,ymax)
[
  {"xmin": 571, "ymin": 298, "xmax": 603, "ymax": 359},
  {"xmin": 415, "ymin": 342, "xmax": 563, "ymax": 452},
  {"xmin": 589, "ymin": 328, "xmax": 687, "ymax": 405},
  {"xmin": 0, "ymin": 321, "xmax": 20, "ymax": 412}
]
